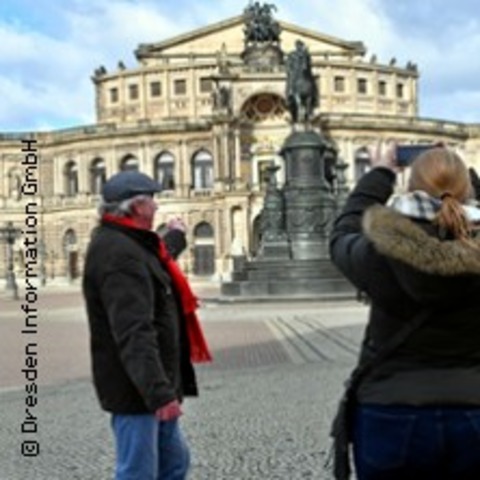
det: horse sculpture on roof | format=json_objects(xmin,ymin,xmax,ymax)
[{"xmin": 285, "ymin": 40, "xmax": 319, "ymax": 124}]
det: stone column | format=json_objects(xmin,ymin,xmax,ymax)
[{"xmin": 234, "ymin": 128, "xmax": 242, "ymax": 189}]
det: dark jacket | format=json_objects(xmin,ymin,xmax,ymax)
[
  {"xmin": 330, "ymin": 167, "xmax": 480, "ymax": 405},
  {"xmin": 82, "ymin": 221, "xmax": 197, "ymax": 414}
]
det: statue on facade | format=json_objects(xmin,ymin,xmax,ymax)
[
  {"xmin": 285, "ymin": 40, "xmax": 319, "ymax": 123},
  {"xmin": 212, "ymin": 85, "xmax": 231, "ymax": 111},
  {"xmin": 243, "ymin": 1, "xmax": 280, "ymax": 44},
  {"xmin": 216, "ymin": 43, "xmax": 230, "ymax": 74}
]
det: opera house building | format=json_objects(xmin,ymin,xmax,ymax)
[{"xmin": 1, "ymin": 7, "xmax": 479, "ymax": 283}]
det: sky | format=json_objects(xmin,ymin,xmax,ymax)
[{"xmin": 0, "ymin": 0, "xmax": 479, "ymax": 132}]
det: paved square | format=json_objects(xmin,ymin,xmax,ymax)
[{"xmin": 0, "ymin": 285, "xmax": 367, "ymax": 479}]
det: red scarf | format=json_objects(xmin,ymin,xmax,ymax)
[{"xmin": 102, "ymin": 214, "xmax": 212, "ymax": 363}]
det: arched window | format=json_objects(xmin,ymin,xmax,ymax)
[
  {"xmin": 64, "ymin": 161, "xmax": 78, "ymax": 197},
  {"xmin": 194, "ymin": 222, "xmax": 214, "ymax": 238},
  {"xmin": 193, "ymin": 221, "xmax": 215, "ymax": 275},
  {"xmin": 154, "ymin": 152, "xmax": 175, "ymax": 190},
  {"xmin": 90, "ymin": 158, "xmax": 106, "ymax": 194},
  {"xmin": 191, "ymin": 150, "xmax": 213, "ymax": 190},
  {"xmin": 63, "ymin": 229, "xmax": 79, "ymax": 280},
  {"xmin": 241, "ymin": 93, "xmax": 286, "ymax": 122},
  {"xmin": 120, "ymin": 155, "xmax": 139, "ymax": 172},
  {"xmin": 354, "ymin": 147, "xmax": 371, "ymax": 181}
]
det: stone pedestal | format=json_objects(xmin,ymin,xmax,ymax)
[
  {"xmin": 241, "ymin": 43, "xmax": 284, "ymax": 70},
  {"xmin": 221, "ymin": 127, "xmax": 354, "ymax": 299}
]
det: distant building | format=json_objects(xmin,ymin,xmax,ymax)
[{"xmin": 1, "ymin": 9, "xmax": 479, "ymax": 282}]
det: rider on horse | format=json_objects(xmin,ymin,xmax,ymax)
[{"xmin": 285, "ymin": 40, "xmax": 319, "ymax": 124}]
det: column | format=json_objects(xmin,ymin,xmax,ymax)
[{"xmin": 234, "ymin": 129, "xmax": 242, "ymax": 189}]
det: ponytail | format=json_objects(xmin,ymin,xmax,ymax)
[{"xmin": 436, "ymin": 194, "xmax": 474, "ymax": 245}]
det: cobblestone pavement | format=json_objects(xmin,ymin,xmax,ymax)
[{"xmin": 0, "ymin": 286, "xmax": 367, "ymax": 479}]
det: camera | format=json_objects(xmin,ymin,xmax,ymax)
[{"xmin": 395, "ymin": 144, "xmax": 435, "ymax": 167}]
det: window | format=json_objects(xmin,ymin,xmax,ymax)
[
  {"xmin": 90, "ymin": 158, "xmax": 106, "ymax": 194},
  {"xmin": 64, "ymin": 161, "xmax": 79, "ymax": 197},
  {"xmin": 129, "ymin": 84, "xmax": 139, "ymax": 100},
  {"xmin": 354, "ymin": 148, "xmax": 371, "ymax": 181},
  {"xmin": 191, "ymin": 150, "xmax": 213, "ymax": 190},
  {"xmin": 378, "ymin": 80, "xmax": 387, "ymax": 96},
  {"xmin": 154, "ymin": 151, "xmax": 175, "ymax": 190},
  {"xmin": 241, "ymin": 93, "xmax": 286, "ymax": 122},
  {"xmin": 396, "ymin": 83, "xmax": 404, "ymax": 98},
  {"xmin": 357, "ymin": 78, "xmax": 368, "ymax": 95},
  {"xmin": 174, "ymin": 79, "xmax": 187, "ymax": 95},
  {"xmin": 150, "ymin": 81, "xmax": 162, "ymax": 97},
  {"xmin": 334, "ymin": 76, "xmax": 345, "ymax": 93},
  {"xmin": 258, "ymin": 160, "xmax": 274, "ymax": 190},
  {"xmin": 193, "ymin": 222, "xmax": 215, "ymax": 276},
  {"xmin": 110, "ymin": 87, "xmax": 119, "ymax": 103},
  {"xmin": 199, "ymin": 77, "xmax": 213, "ymax": 93},
  {"xmin": 120, "ymin": 155, "xmax": 139, "ymax": 172}
]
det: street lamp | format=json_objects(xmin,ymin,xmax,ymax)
[
  {"xmin": 49, "ymin": 249, "xmax": 57, "ymax": 280},
  {"xmin": 39, "ymin": 240, "xmax": 47, "ymax": 286},
  {"xmin": 0, "ymin": 221, "xmax": 21, "ymax": 299}
]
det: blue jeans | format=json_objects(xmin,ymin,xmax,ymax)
[
  {"xmin": 111, "ymin": 414, "xmax": 190, "ymax": 480},
  {"xmin": 352, "ymin": 404, "xmax": 480, "ymax": 480}
]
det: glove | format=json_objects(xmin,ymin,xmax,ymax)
[{"xmin": 155, "ymin": 399, "xmax": 182, "ymax": 421}]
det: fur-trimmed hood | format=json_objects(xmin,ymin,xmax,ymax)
[{"xmin": 363, "ymin": 205, "xmax": 480, "ymax": 276}]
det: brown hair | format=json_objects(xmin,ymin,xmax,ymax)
[{"xmin": 408, "ymin": 147, "xmax": 474, "ymax": 242}]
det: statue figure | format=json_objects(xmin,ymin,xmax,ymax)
[
  {"xmin": 243, "ymin": 1, "xmax": 280, "ymax": 44},
  {"xmin": 216, "ymin": 43, "xmax": 230, "ymax": 74},
  {"xmin": 260, "ymin": 165, "xmax": 285, "ymax": 240},
  {"xmin": 212, "ymin": 85, "xmax": 231, "ymax": 111},
  {"xmin": 285, "ymin": 40, "xmax": 319, "ymax": 123},
  {"xmin": 94, "ymin": 65, "xmax": 107, "ymax": 77}
]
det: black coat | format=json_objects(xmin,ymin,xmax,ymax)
[
  {"xmin": 82, "ymin": 222, "xmax": 197, "ymax": 414},
  {"xmin": 330, "ymin": 167, "xmax": 480, "ymax": 405}
]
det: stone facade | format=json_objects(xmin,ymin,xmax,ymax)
[{"xmin": 0, "ymin": 13, "xmax": 479, "ymax": 282}]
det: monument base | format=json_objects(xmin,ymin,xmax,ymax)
[
  {"xmin": 257, "ymin": 238, "xmax": 290, "ymax": 260},
  {"xmin": 222, "ymin": 258, "xmax": 355, "ymax": 300}
]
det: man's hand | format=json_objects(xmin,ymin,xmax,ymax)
[
  {"xmin": 155, "ymin": 399, "xmax": 182, "ymax": 421},
  {"xmin": 167, "ymin": 217, "xmax": 187, "ymax": 234}
]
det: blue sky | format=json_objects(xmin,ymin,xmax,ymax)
[{"xmin": 0, "ymin": 0, "xmax": 479, "ymax": 131}]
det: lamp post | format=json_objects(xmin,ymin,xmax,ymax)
[
  {"xmin": 39, "ymin": 240, "xmax": 47, "ymax": 286},
  {"xmin": 49, "ymin": 249, "xmax": 57, "ymax": 280},
  {"xmin": 0, "ymin": 221, "xmax": 21, "ymax": 299}
]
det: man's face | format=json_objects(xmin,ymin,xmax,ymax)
[{"xmin": 131, "ymin": 195, "xmax": 157, "ymax": 230}]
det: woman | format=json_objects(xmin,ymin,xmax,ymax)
[{"xmin": 330, "ymin": 145, "xmax": 480, "ymax": 479}]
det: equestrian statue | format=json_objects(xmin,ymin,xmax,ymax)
[{"xmin": 285, "ymin": 40, "xmax": 319, "ymax": 124}]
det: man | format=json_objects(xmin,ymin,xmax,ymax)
[{"xmin": 83, "ymin": 170, "xmax": 211, "ymax": 480}]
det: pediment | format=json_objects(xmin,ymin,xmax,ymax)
[{"xmin": 135, "ymin": 15, "xmax": 365, "ymax": 59}]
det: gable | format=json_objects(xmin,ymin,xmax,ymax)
[{"xmin": 135, "ymin": 15, "xmax": 365, "ymax": 60}]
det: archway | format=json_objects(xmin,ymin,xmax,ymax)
[
  {"xmin": 192, "ymin": 222, "xmax": 215, "ymax": 276},
  {"xmin": 63, "ymin": 229, "xmax": 78, "ymax": 280}
]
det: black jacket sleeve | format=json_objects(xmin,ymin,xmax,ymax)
[
  {"xmin": 101, "ymin": 256, "xmax": 177, "ymax": 412},
  {"xmin": 162, "ymin": 229, "xmax": 187, "ymax": 259},
  {"xmin": 329, "ymin": 167, "xmax": 396, "ymax": 293}
]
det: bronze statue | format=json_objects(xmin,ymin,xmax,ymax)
[
  {"xmin": 243, "ymin": 1, "xmax": 280, "ymax": 44},
  {"xmin": 285, "ymin": 40, "xmax": 319, "ymax": 123}
]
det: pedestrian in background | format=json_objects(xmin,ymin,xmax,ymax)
[
  {"xmin": 329, "ymin": 144, "xmax": 480, "ymax": 479},
  {"xmin": 83, "ymin": 171, "xmax": 212, "ymax": 480}
]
